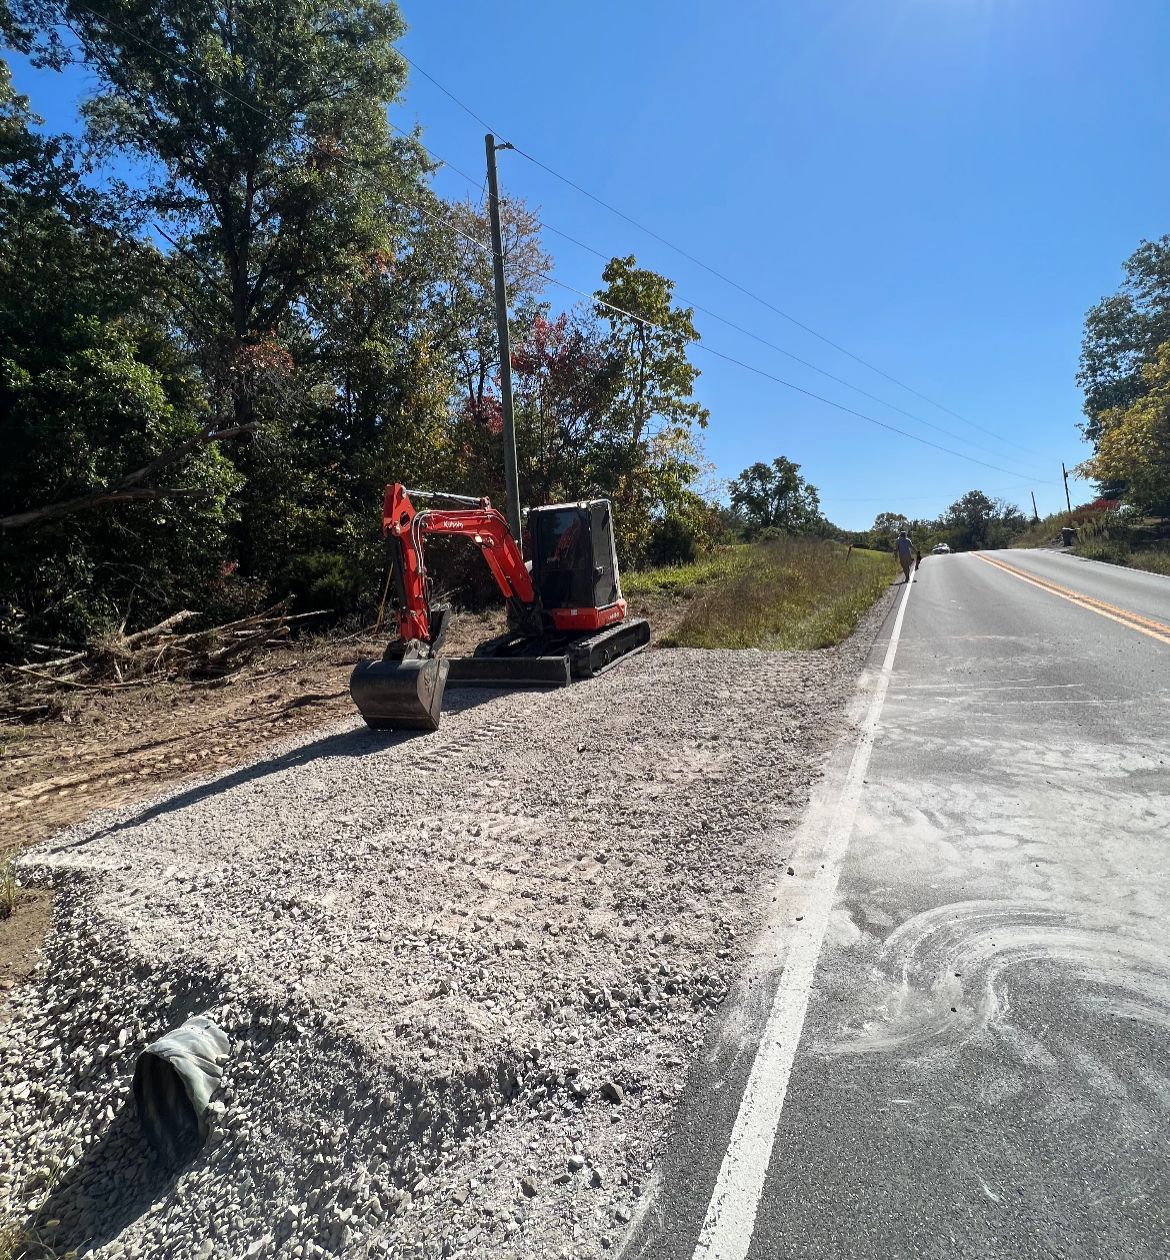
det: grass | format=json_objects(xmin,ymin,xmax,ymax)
[
  {"xmin": 1074, "ymin": 536, "xmax": 1170, "ymax": 576},
  {"xmin": 1013, "ymin": 511, "xmax": 1170, "ymax": 576},
  {"xmin": 622, "ymin": 545, "xmax": 754, "ymax": 597},
  {"xmin": 650, "ymin": 539, "xmax": 891, "ymax": 651},
  {"xmin": 0, "ymin": 1217, "xmax": 77, "ymax": 1260},
  {"xmin": 1010, "ymin": 511, "xmax": 1068, "ymax": 549},
  {"xmin": 0, "ymin": 860, "xmax": 17, "ymax": 920}
]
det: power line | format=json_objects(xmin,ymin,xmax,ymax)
[
  {"xmin": 55, "ymin": 9, "xmax": 1054, "ymax": 486},
  {"xmin": 514, "ymin": 146, "xmax": 1046, "ymax": 460},
  {"xmin": 68, "ymin": 13, "xmax": 1047, "ymax": 472},
  {"xmin": 68, "ymin": 4, "xmax": 1044, "ymax": 476},
  {"xmin": 401, "ymin": 198, "xmax": 1053, "ymax": 485},
  {"xmin": 371, "ymin": 118, "xmax": 1052, "ymax": 475},
  {"xmin": 368, "ymin": 116, "xmax": 1050, "ymax": 474},
  {"xmin": 401, "ymin": 52, "xmax": 1046, "ymax": 460},
  {"xmin": 566, "ymin": 280, "xmax": 1050, "ymax": 485},
  {"xmin": 820, "ymin": 491, "xmax": 1032, "ymax": 504},
  {"xmin": 533, "ymin": 219, "xmax": 1047, "ymax": 473},
  {"xmin": 397, "ymin": 49, "xmax": 503, "ymax": 137}
]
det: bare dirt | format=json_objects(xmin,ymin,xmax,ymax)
[
  {"xmin": 0, "ymin": 597, "xmax": 682, "ymax": 861},
  {"xmin": 0, "ymin": 888, "xmax": 52, "ymax": 1008},
  {"xmin": 0, "ymin": 590, "xmax": 894, "ymax": 1258}
]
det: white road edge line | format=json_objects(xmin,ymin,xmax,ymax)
[{"xmin": 692, "ymin": 579, "xmax": 914, "ymax": 1260}]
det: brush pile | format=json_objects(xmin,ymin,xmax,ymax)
[{"xmin": 1, "ymin": 601, "xmax": 322, "ymax": 721}]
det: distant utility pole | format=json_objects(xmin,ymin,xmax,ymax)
[
  {"xmin": 485, "ymin": 133, "xmax": 522, "ymax": 553},
  {"xmin": 1031, "ymin": 490, "xmax": 1039, "ymax": 522},
  {"xmin": 1061, "ymin": 462, "xmax": 1073, "ymax": 522}
]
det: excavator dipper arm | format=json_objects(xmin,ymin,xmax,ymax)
[{"xmin": 381, "ymin": 483, "xmax": 537, "ymax": 647}]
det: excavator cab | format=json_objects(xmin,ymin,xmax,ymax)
[{"xmin": 528, "ymin": 502, "xmax": 621, "ymax": 617}]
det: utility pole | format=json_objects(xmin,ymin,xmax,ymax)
[
  {"xmin": 1061, "ymin": 462, "xmax": 1073, "ymax": 522},
  {"xmin": 1030, "ymin": 490, "xmax": 1039, "ymax": 522},
  {"xmin": 485, "ymin": 133, "xmax": 522, "ymax": 553}
]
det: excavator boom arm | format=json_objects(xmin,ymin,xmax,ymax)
[{"xmin": 382, "ymin": 483, "xmax": 536, "ymax": 645}]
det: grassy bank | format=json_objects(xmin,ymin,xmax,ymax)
[
  {"xmin": 1012, "ymin": 512, "xmax": 1170, "ymax": 576},
  {"xmin": 622, "ymin": 545, "xmax": 753, "ymax": 599},
  {"xmin": 1010, "ymin": 512, "xmax": 1067, "ymax": 550},
  {"xmin": 631, "ymin": 539, "xmax": 891, "ymax": 651},
  {"xmin": 1074, "ymin": 537, "xmax": 1170, "ymax": 576}
]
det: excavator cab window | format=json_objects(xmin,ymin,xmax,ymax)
[
  {"xmin": 530, "ymin": 500, "xmax": 623, "ymax": 613},
  {"xmin": 590, "ymin": 501, "xmax": 620, "ymax": 608},
  {"xmin": 530, "ymin": 506, "xmax": 594, "ymax": 610}
]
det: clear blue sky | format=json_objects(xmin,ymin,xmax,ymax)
[{"xmin": 10, "ymin": 0, "xmax": 1170, "ymax": 528}]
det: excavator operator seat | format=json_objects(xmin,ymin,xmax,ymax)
[{"xmin": 528, "ymin": 500, "xmax": 622, "ymax": 611}]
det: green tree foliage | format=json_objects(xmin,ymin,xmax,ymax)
[
  {"xmin": 12, "ymin": 0, "xmax": 430, "ymax": 579},
  {"xmin": 1079, "ymin": 235, "xmax": 1170, "ymax": 448},
  {"xmin": 0, "ymin": 62, "xmax": 237, "ymax": 645},
  {"xmin": 729, "ymin": 457, "xmax": 824, "ymax": 537},
  {"xmin": 1, "ymin": 12, "xmax": 724, "ymax": 647},
  {"xmin": 1077, "ymin": 344, "xmax": 1170, "ymax": 517},
  {"xmin": 939, "ymin": 490, "xmax": 1026, "ymax": 551},
  {"xmin": 860, "ymin": 497, "xmax": 1030, "ymax": 553},
  {"xmin": 868, "ymin": 510, "xmax": 910, "ymax": 550},
  {"xmin": 594, "ymin": 256, "xmax": 709, "ymax": 560}
]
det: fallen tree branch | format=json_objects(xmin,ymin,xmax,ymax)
[
  {"xmin": 121, "ymin": 610, "xmax": 199, "ymax": 645},
  {"xmin": 0, "ymin": 422, "xmax": 256, "ymax": 532},
  {"xmin": 0, "ymin": 604, "xmax": 332, "ymax": 720}
]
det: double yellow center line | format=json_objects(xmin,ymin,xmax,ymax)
[{"xmin": 975, "ymin": 553, "xmax": 1170, "ymax": 647}]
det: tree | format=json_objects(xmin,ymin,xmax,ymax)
[
  {"xmin": 510, "ymin": 308, "xmax": 620, "ymax": 507},
  {"xmin": 428, "ymin": 197, "xmax": 553, "ymax": 507},
  {"xmin": 1077, "ymin": 344, "xmax": 1170, "ymax": 517},
  {"xmin": 729, "ymin": 457, "xmax": 823, "ymax": 537},
  {"xmin": 1079, "ymin": 236, "xmax": 1170, "ymax": 448},
  {"xmin": 869, "ymin": 511, "xmax": 910, "ymax": 550},
  {"xmin": 941, "ymin": 490, "xmax": 1026, "ymax": 551},
  {"xmin": 440, "ymin": 198, "xmax": 552, "ymax": 424},
  {"xmin": 14, "ymin": 0, "xmax": 422, "ymax": 576},
  {"xmin": 0, "ymin": 60, "xmax": 238, "ymax": 643},
  {"xmin": 593, "ymin": 255, "xmax": 709, "ymax": 560}
]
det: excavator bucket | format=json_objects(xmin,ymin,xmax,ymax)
[{"xmin": 349, "ymin": 656, "xmax": 449, "ymax": 732}]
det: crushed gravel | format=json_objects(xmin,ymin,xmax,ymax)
[{"xmin": 1, "ymin": 606, "xmax": 888, "ymax": 1259}]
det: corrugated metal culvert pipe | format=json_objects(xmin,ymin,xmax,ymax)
[{"xmin": 133, "ymin": 1015, "xmax": 229, "ymax": 1166}]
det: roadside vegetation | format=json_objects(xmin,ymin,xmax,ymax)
[
  {"xmin": 0, "ymin": 860, "xmax": 16, "ymax": 920},
  {"xmin": 1063, "ymin": 233, "xmax": 1170, "ymax": 574},
  {"xmin": 623, "ymin": 545, "xmax": 753, "ymax": 599},
  {"xmin": 633, "ymin": 540, "xmax": 890, "ymax": 651},
  {"xmin": 1010, "ymin": 512, "xmax": 1070, "ymax": 550},
  {"xmin": 1072, "ymin": 522, "xmax": 1170, "ymax": 575},
  {"xmin": 1012, "ymin": 508, "xmax": 1170, "ymax": 576},
  {"xmin": 855, "ymin": 492, "xmax": 1030, "ymax": 556}
]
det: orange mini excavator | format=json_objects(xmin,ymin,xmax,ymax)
[{"xmin": 349, "ymin": 484, "xmax": 651, "ymax": 731}]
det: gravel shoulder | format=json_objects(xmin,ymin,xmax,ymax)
[{"xmin": 0, "ymin": 588, "xmax": 895, "ymax": 1259}]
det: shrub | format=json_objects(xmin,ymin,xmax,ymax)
[{"xmin": 647, "ymin": 513, "xmax": 699, "ymax": 566}]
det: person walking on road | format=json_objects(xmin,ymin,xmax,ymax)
[{"xmin": 895, "ymin": 529, "xmax": 915, "ymax": 583}]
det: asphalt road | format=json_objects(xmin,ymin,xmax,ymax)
[{"xmin": 625, "ymin": 548, "xmax": 1170, "ymax": 1260}]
